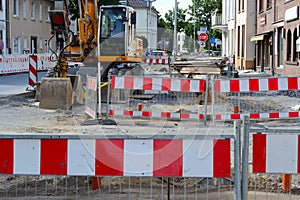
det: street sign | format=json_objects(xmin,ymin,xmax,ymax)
[
  {"xmin": 198, "ymin": 32, "xmax": 208, "ymax": 43},
  {"xmin": 210, "ymin": 38, "xmax": 215, "ymax": 44}
]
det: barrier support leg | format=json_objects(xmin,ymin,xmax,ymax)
[
  {"xmin": 92, "ymin": 177, "xmax": 101, "ymax": 190},
  {"xmin": 282, "ymin": 174, "xmax": 291, "ymax": 193}
]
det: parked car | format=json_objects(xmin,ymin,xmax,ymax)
[
  {"xmin": 203, "ymin": 50, "xmax": 213, "ymax": 56},
  {"xmin": 213, "ymin": 50, "xmax": 222, "ymax": 56}
]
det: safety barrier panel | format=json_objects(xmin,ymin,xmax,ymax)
[
  {"xmin": 239, "ymin": 116, "xmax": 300, "ymax": 199},
  {"xmin": 28, "ymin": 55, "xmax": 37, "ymax": 86},
  {"xmin": 144, "ymin": 58, "xmax": 170, "ymax": 65},
  {"xmin": 213, "ymin": 76, "xmax": 300, "ymax": 121},
  {"xmin": 108, "ymin": 75, "xmax": 208, "ymax": 122},
  {"xmin": 253, "ymin": 134, "xmax": 300, "ymax": 174},
  {"xmin": 0, "ymin": 54, "xmax": 55, "ymax": 75},
  {"xmin": 0, "ymin": 134, "xmax": 234, "ymax": 199}
]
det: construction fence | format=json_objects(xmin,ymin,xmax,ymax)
[
  {"xmin": 0, "ymin": 54, "xmax": 55, "ymax": 75},
  {"xmin": 2, "ymin": 119, "xmax": 300, "ymax": 199},
  {"xmin": 85, "ymin": 74, "xmax": 300, "ymax": 125}
]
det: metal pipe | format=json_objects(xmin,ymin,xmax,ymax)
[
  {"xmin": 241, "ymin": 115, "xmax": 250, "ymax": 200},
  {"xmin": 234, "ymin": 120, "xmax": 241, "ymax": 200},
  {"xmin": 173, "ymin": 0, "xmax": 177, "ymax": 61}
]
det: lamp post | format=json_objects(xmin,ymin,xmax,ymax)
[{"xmin": 173, "ymin": 0, "xmax": 177, "ymax": 61}]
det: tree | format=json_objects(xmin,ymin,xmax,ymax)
[
  {"xmin": 68, "ymin": 0, "xmax": 119, "ymax": 20},
  {"xmin": 187, "ymin": 0, "xmax": 222, "ymax": 46},
  {"xmin": 136, "ymin": 35, "xmax": 148, "ymax": 49}
]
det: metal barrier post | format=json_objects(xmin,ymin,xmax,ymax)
[
  {"xmin": 106, "ymin": 75, "xmax": 111, "ymax": 118},
  {"xmin": 241, "ymin": 115, "xmax": 250, "ymax": 200},
  {"xmin": 212, "ymin": 75, "xmax": 215, "ymax": 125},
  {"xmin": 203, "ymin": 76, "xmax": 209, "ymax": 126},
  {"xmin": 234, "ymin": 120, "xmax": 241, "ymax": 200}
]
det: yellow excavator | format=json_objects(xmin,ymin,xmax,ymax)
[{"xmin": 39, "ymin": 0, "xmax": 143, "ymax": 109}]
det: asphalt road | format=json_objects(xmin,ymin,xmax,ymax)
[{"xmin": 0, "ymin": 72, "xmax": 46, "ymax": 97}]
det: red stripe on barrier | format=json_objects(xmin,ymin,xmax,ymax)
[
  {"xmin": 40, "ymin": 139, "xmax": 68, "ymax": 175},
  {"xmin": 288, "ymin": 77, "xmax": 298, "ymax": 90},
  {"xmin": 161, "ymin": 112, "xmax": 171, "ymax": 118},
  {"xmin": 199, "ymin": 114, "xmax": 204, "ymax": 120},
  {"xmin": 143, "ymin": 78, "xmax": 153, "ymax": 90},
  {"xmin": 199, "ymin": 80, "xmax": 206, "ymax": 92},
  {"xmin": 153, "ymin": 140, "xmax": 183, "ymax": 176},
  {"xmin": 231, "ymin": 114, "xmax": 241, "ymax": 120},
  {"xmin": 289, "ymin": 112, "xmax": 299, "ymax": 118},
  {"xmin": 124, "ymin": 110, "xmax": 133, "ymax": 117},
  {"xmin": 215, "ymin": 114, "xmax": 221, "ymax": 120},
  {"xmin": 250, "ymin": 113, "xmax": 260, "ymax": 119},
  {"xmin": 142, "ymin": 111, "xmax": 152, "ymax": 117},
  {"xmin": 298, "ymin": 135, "xmax": 300, "ymax": 173},
  {"xmin": 0, "ymin": 139, "xmax": 13, "ymax": 174},
  {"xmin": 180, "ymin": 113, "xmax": 190, "ymax": 119},
  {"xmin": 268, "ymin": 78, "xmax": 278, "ymax": 91},
  {"xmin": 95, "ymin": 139, "xmax": 124, "ymax": 176},
  {"xmin": 213, "ymin": 139, "xmax": 230, "ymax": 178},
  {"xmin": 253, "ymin": 134, "xmax": 266, "ymax": 173},
  {"xmin": 110, "ymin": 76, "xmax": 116, "ymax": 88},
  {"xmin": 181, "ymin": 79, "xmax": 190, "ymax": 92},
  {"xmin": 249, "ymin": 79, "xmax": 259, "ymax": 91},
  {"xmin": 124, "ymin": 77, "xmax": 134, "ymax": 89},
  {"xmin": 215, "ymin": 80, "xmax": 221, "ymax": 92},
  {"xmin": 230, "ymin": 80, "xmax": 240, "ymax": 92},
  {"xmin": 269, "ymin": 112, "xmax": 279, "ymax": 118},
  {"xmin": 109, "ymin": 110, "xmax": 114, "ymax": 115},
  {"xmin": 162, "ymin": 78, "xmax": 171, "ymax": 91}
]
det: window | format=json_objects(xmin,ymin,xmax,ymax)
[
  {"xmin": 39, "ymin": 3, "xmax": 43, "ymax": 21},
  {"xmin": 46, "ymin": 5, "xmax": 51, "ymax": 21},
  {"xmin": 39, "ymin": 37, "xmax": 43, "ymax": 49},
  {"xmin": 13, "ymin": 37, "xmax": 21, "ymax": 54},
  {"xmin": 259, "ymin": 0, "xmax": 263, "ymax": 12},
  {"xmin": 23, "ymin": 37, "xmax": 28, "ymax": 49},
  {"xmin": 13, "ymin": 0, "xmax": 19, "ymax": 17},
  {"xmin": 31, "ymin": 2, "xmax": 36, "ymax": 20},
  {"xmin": 267, "ymin": 0, "xmax": 272, "ymax": 9},
  {"xmin": 237, "ymin": 26, "xmax": 240, "ymax": 57},
  {"xmin": 23, "ymin": 0, "xmax": 27, "ymax": 18},
  {"xmin": 0, "ymin": 0, "xmax": 3, "ymax": 10}
]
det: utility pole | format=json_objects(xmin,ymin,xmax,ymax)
[{"xmin": 173, "ymin": 0, "xmax": 177, "ymax": 61}]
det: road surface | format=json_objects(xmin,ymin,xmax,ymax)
[{"xmin": 0, "ymin": 72, "xmax": 46, "ymax": 97}]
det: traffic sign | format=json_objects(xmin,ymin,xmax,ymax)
[
  {"xmin": 198, "ymin": 33, "xmax": 208, "ymax": 42},
  {"xmin": 210, "ymin": 38, "xmax": 215, "ymax": 44}
]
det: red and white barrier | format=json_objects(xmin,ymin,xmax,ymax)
[
  {"xmin": 0, "ymin": 54, "xmax": 55, "ymax": 75},
  {"xmin": 144, "ymin": 58, "xmax": 170, "ymax": 64},
  {"xmin": 253, "ymin": 134, "xmax": 300, "ymax": 174},
  {"xmin": 109, "ymin": 109, "xmax": 204, "ymax": 121},
  {"xmin": 215, "ymin": 77, "xmax": 300, "ymax": 93},
  {"xmin": 29, "ymin": 55, "xmax": 37, "ymax": 86},
  {"xmin": 0, "ymin": 138, "xmax": 230, "ymax": 177},
  {"xmin": 111, "ymin": 76, "xmax": 206, "ymax": 92},
  {"xmin": 215, "ymin": 112, "xmax": 300, "ymax": 121}
]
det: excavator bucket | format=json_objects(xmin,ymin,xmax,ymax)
[{"xmin": 39, "ymin": 77, "xmax": 73, "ymax": 110}]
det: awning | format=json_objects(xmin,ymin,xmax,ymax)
[{"xmin": 250, "ymin": 35, "xmax": 264, "ymax": 42}]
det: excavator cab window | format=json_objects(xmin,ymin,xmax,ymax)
[{"xmin": 100, "ymin": 7, "xmax": 127, "ymax": 56}]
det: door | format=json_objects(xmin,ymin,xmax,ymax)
[{"xmin": 31, "ymin": 36, "xmax": 37, "ymax": 54}]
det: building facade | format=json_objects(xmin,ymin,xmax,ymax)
[
  {"xmin": 129, "ymin": 0, "xmax": 158, "ymax": 51},
  {"xmin": 252, "ymin": 0, "xmax": 300, "ymax": 76},
  {"xmin": 9, "ymin": 0, "xmax": 55, "ymax": 55}
]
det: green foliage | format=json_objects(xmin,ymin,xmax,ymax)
[
  {"xmin": 136, "ymin": 35, "xmax": 149, "ymax": 49},
  {"xmin": 68, "ymin": 0, "xmax": 119, "ymax": 20}
]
